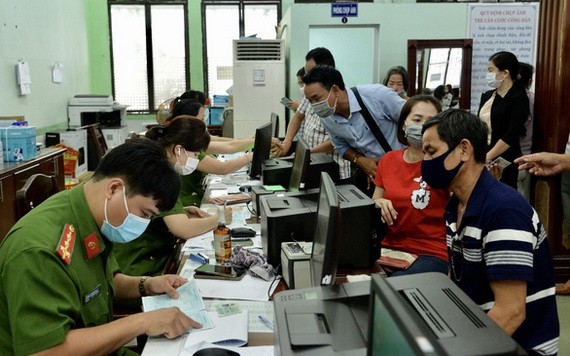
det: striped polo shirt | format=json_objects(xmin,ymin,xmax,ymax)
[{"xmin": 445, "ymin": 169, "xmax": 559, "ymax": 355}]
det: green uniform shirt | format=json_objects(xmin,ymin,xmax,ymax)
[
  {"xmin": 180, "ymin": 152, "xmax": 207, "ymax": 207},
  {"xmin": 0, "ymin": 184, "xmax": 121, "ymax": 355},
  {"xmin": 113, "ymin": 199, "xmax": 184, "ymax": 276}
]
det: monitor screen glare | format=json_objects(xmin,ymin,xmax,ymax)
[
  {"xmin": 288, "ymin": 138, "xmax": 311, "ymax": 192},
  {"xmin": 310, "ymin": 172, "xmax": 341, "ymax": 287},
  {"xmin": 249, "ymin": 122, "xmax": 273, "ymax": 179}
]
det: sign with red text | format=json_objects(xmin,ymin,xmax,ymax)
[{"xmin": 468, "ymin": 4, "xmax": 539, "ymax": 113}]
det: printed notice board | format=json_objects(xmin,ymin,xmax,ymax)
[{"xmin": 468, "ymin": 3, "xmax": 539, "ymax": 113}]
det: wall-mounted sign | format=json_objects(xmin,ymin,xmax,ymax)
[{"xmin": 331, "ymin": 3, "xmax": 358, "ymax": 17}]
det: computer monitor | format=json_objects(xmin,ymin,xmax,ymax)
[
  {"xmin": 368, "ymin": 273, "xmax": 520, "ymax": 356},
  {"xmin": 288, "ymin": 138, "xmax": 311, "ymax": 192},
  {"xmin": 270, "ymin": 112, "xmax": 279, "ymax": 138},
  {"xmin": 368, "ymin": 274, "xmax": 444, "ymax": 355},
  {"xmin": 249, "ymin": 122, "xmax": 273, "ymax": 179},
  {"xmin": 310, "ymin": 172, "xmax": 342, "ymax": 287}
]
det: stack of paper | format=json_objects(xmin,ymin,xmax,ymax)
[
  {"xmin": 184, "ymin": 311, "xmax": 248, "ymax": 347},
  {"xmin": 204, "ymin": 300, "xmax": 274, "ymax": 333},
  {"xmin": 194, "ymin": 274, "xmax": 279, "ymax": 301}
]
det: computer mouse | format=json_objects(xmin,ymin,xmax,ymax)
[
  {"xmin": 193, "ymin": 347, "xmax": 240, "ymax": 356},
  {"xmin": 239, "ymin": 184, "xmax": 252, "ymax": 193},
  {"xmin": 230, "ymin": 226, "xmax": 257, "ymax": 238}
]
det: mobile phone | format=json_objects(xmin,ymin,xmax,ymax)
[
  {"xmin": 280, "ymin": 97, "xmax": 292, "ymax": 106},
  {"xmin": 489, "ymin": 156, "xmax": 512, "ymax": 169},
  {"xmin": 194, "ymin": 264, "xmax": 246, "ymax": 281}
]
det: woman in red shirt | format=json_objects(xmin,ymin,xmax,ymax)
[{"xmin": 373, "ymin": 95, "xmax": 449, "ymax": 276}]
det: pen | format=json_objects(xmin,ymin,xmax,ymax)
[
  {"xmin": 189, "ymin": 253, "xmax": 208, "ymax": 264},
  {"xmin": 258, "ymin": 315, "xmax": 274, "ymax": 330}
]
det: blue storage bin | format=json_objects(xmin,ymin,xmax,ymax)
[
  {"xmin": 209, "ymin": 107, "xmax": 225, "ymax": 125},
  {"xmin": 1, "ymin": 126, "xmax": 37, "ymax": 161},
  {"xmin": 212, "ymin": 95, "xmax": 230, "ymax": 107}
]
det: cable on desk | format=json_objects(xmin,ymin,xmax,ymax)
[
  {"xmin": 245, "ymin": 201, "xmax": 256, "ymax": 216},
  {"xmin": 267, "ymin": 263, "xmax": 282, "ymax": 300},
  {"xmin": 289, "ymin": 233, "xmax": 312, "ymax": 255}
]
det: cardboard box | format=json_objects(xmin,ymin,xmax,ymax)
[
  {"xmin": 46, "ymin": 129, "xmax": 88, "ymax": 177},
  {"xmin": 0, "ymin": 116, "xmax": 25, "ymax": 124},
  {"xmin": 0, "ymin": 126, "xmax": 37, "ymax": 161}
]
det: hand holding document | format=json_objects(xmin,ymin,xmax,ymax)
[{"xmin": 142, "ymin": 281, "xmax": 213, "ymax": 332}]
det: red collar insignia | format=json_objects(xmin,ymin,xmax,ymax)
[
  {"xmin": 56, "ymin": 224, "xmax": 76, "ymax": 265},
  {"xmin": 83, "ymin": 232, "xmax": 101, "ymax": 260}
]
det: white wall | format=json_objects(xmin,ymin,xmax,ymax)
[
  {"xmin": 282, "ymin": 3, "xmax": 469, "ymax": 100},
  {"xmin": 0, "ymin": 1, "xmax": 91, "ymax": 136}
]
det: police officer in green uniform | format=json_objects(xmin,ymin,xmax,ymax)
[
  {"xmin": 114, "ymin": 118, "xmax": 219, "ymax": 277},
  {"xmin": 0, "ymin": 139, "xmax": 201, "ymax": 355},
  {"xmin": 180, "ymin": 151, "xmax": 208, "ymax": 207}
]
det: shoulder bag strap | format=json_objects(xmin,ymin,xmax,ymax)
[{"xmin": 350, "ymin": 87, "xmax": 392, "ymax": 154}]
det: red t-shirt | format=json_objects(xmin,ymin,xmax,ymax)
[{"xmin": 374, "ymin": 149, "xmax": 449, "ymax": 261}]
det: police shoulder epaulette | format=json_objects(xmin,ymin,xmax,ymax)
[{"xmin": 56, "ymin": 224, "xmax": 76, "ymax": 265}]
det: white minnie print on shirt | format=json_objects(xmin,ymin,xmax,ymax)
[{"xmin": 410, "ymin": 177, "xmax": 430, "ymax": 210}]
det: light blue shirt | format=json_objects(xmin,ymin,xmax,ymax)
[{"xmin": 320, "ymin": 84, "xmax": 406, "ymax": 158}]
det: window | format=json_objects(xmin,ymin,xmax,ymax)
[
  {"xmin": 202, "ymin": 1, "xmax": 280, "ymax": 98},
  {"xmin": 424, "ymin": 48, "xmax": 462, "ymax": 89},
  {"xmin": 109, "ymin": 1, "xmax": 188, "ymax": 113}
]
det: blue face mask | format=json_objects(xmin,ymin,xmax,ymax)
[
  {"xmin": 101, "ymin": 187, "xmax": 151, "ymax": 243},
  {"xmin": 421, "ymin": 147, "xmax": 464, "ymax": 189}
]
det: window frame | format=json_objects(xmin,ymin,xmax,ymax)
[
  {"xmin": 108, "ymin": 0, "xmax": 190, "ymax": 114},
  {"xmin": 201, "ymin": 0, "xmax": 281, "ymax": 98}
]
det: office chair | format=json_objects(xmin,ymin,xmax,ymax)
[
  {"xmin": 85, "ymin": 123, "xmax": 108, "ymax": 171},
  {"xmin": 15, "ymin": 174, "xmax": 61, "ymax": 220},
  {"xmin": 221, "ymin": 108, "xmax": 234, "ymax": 138}
]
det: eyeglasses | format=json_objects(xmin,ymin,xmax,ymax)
[{"xmin": 450, "ymin": 238, "xmax": 464, "ymax": 282}]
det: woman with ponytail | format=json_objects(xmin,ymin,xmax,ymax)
[{"xmin": 478, "ymin": 51, "xmax": 529, "ymax": 188}]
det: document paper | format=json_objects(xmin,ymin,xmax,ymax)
[{"xmin": 142, "ymin": 281, "xmax": 213, "ymax": 331}]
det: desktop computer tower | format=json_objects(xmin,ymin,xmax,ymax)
[
  {"xmin": 261, "ymin": 152, "xmax": 340, "ymax": 189},
  {"xmin": 260, "ymin": 185, "xmax": 382, "ymax": 269}
]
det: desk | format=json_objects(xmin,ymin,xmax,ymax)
[
  {"xmin": 141, "ymin": 175, "xmax": 279, "ymax": 354},
  {"xmin": 143, "ymin": 169, "xmax": 380, "ymax": 354},
  {"xmin": 0, "ymin": 147, "xmax": 66, "ymax": 240}
]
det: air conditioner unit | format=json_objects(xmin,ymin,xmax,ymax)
[{"xmin": 232, "ymin": 39, "xmax": 286, "ymax": 139}]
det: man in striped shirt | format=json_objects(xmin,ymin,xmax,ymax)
[{"xmin": 421, "ymin": 109, "xmax": 559, "ymax": 356}]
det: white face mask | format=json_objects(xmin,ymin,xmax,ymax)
[
  {"xmin": 486, "ymin": 71, "xmax": 503, "ymax": 89},
  {"xmin": 311, "ymin": 90, "xmax": 337, "ymax": 118},
  {"xmin": 174, "ymin": 148, "xmax": 199, "ymax": 175},
  {"xmin": 203, "ymin": 108, "xmax": 209, "ymax": 122},
  {"xmin": 299, "ymin": 85, "xmax": 305, "ymax": 96},
  {"xmin": 404, "ymin": 124, "xmax": 423, "ymax": 147}
]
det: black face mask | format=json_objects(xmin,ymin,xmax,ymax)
[{"xmin": 421, "ymin": 147, "xmax": 463, "ymax": 189}]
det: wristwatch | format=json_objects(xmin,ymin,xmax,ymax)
[
  {"xmin": 139, "ymin": 276, "xmax": 150, "ymax": 297},
  {"xmin": 352, "ymin": 154, "xmax": 361, "ymax": 164}
]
